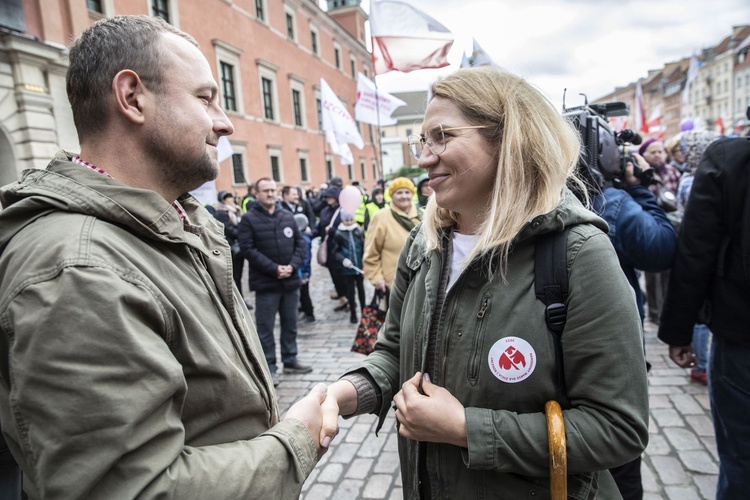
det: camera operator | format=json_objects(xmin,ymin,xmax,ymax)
[{"xmin": 591, "ymin": 151, "xmax": 677, "ymax": 499}]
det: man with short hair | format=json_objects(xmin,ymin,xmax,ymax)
[
  {"xmin": 280, "ymin": 184, "xmax": 304, "ymax": 215},
  {"xmin": 239, "ymin": 178, "xmax": 311, "ymax": 386},
  {"xmin": 0, "ymin": 16, "xmax": 330, "ymax": 499}
]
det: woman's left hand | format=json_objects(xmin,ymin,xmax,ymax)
[{"xmin": 392, "ymin": 372, "xmax": 467, "ymax": 448}]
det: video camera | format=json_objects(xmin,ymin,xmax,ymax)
[{"xmin": 563, "ymin": 95, "xmax": 655, "ymax": 192}]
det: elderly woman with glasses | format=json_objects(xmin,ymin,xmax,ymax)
[{"xmin": 320, "ymin": 67, "xmax": 648, "ymax": 499}]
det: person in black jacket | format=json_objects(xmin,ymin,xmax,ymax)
[
  {"xmin": 239, "ymin": 178, "xmax": 311, "ymax": 386},
  {"xmin": 658, "ymin": 134, "xmax": 750, "ymax": 500},
  {"xmin": 214, "ymin": 190, "xmax": 244, "ymax": 296}
]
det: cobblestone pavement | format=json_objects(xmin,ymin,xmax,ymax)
[{"xmin": 250, "ymin": 260, "xmax": 717, "ymax": 500}]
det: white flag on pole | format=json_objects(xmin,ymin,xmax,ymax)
[
  {"xmin": 354, "ymin": 73, "xmax": 406, "ymax": 126},
  {"xmin": 470, "ymin": 39, "xmax": 496, "ymax": 67},
  {"xmin": 370, "ymin": 0, "xmax": 454, "ymax": 75},
  {"xmin": 217, "ymin": 136, "xmax": 234, "ymax": 163},
  {"xmin": 321, "ymin": 78, "xmax": 363, "ymax": 165}
]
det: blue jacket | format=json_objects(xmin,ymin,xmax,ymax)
[
  {"xmin": 593, "ymin": 185, "xmax": 677, "ymax": 319},
  {"xmin": 299, "ymin": 232, "xmax": 312, "ymax": 281},
  {"xmin": 330, "ymin": 224, "xmax": 364, "ymax": 276}
]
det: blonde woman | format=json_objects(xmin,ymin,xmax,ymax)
[{"xmin": 320, "ymin": 67, "xmax": 648, "ymax": 499}]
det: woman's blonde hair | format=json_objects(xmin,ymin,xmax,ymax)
[{"xmin": 421, "ymin": 66, "xmax": 583, "ymax": 279}]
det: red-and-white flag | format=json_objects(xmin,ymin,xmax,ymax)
[
  {"xmin": 647, "ymin": 108, "xmax": 666, "ymax": 140},
  {"xmin": 715, "ymin": 116, "xmax": 725, "ymax": 136},
  {"xmin": 354, "ymin": 73, "xmax": 407, "ymax": 126},
  {"xmin": 321, "ymin": 78, "xmax": 363, "ymax": 165},
  {"xmin": 370, "ymin": 0, "xmax": 454, "ymax": 75},
  {"xmin": 634, "ymin": 81, "xmax": 649, "ymax": 136}
]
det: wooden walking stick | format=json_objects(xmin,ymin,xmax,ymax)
[{"xmin": 545, "ymin": 400, "xmax": 567, "ymax": 500}]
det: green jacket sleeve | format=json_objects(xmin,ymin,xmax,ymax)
[{"xmin": 0, "ymin": 266, "xmax": 316, "ymax": 499}]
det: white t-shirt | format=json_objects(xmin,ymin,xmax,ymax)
[{"xmin": 447, "ymin": 232, "xmax": 480, "ymax": 292}]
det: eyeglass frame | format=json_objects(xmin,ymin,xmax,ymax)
[{"xmin": 408, "ymin": 124, "xmax": 492, "ymax": 160}]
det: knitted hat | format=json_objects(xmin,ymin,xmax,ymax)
[
  {"xmin": 340, "ymin": 211, "xmax": 355, "ymax": 220},
  {"xmin": 638, "ymin": 138, "xmax": 660, "ymax": 156},
  {"xmin": 681, "ymin": 131, "xmax": 718, "ymax": 173},
  {"xmin": 217, "ymin": 190, "xmax": 233, "ymax": 202},
  {"xmin": 388, "ymin": 177, "xmax": 416, "ymax": 197},
  {"xmin": 322, "ymin": 186, "xmax": 342, "ymax": 199}
]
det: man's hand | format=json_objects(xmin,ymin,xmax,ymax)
[
  {"xmin": 318, "ymin": 380, "xmax": 357, "ymax": 454},
  {"xmin": 284, "ymin": 383, "xmax": 330, "ymax": 459},
  {"xmin": 392, "ymin": 372, "xmax": 467, "ymax": 448},
  {"xmin": 276, "ymin": 265, "xmax": 293, "ymax": 279},
  {"xmin": 668, "ymin": 344, "xmax": 697, "ymax": 368},
  {"xmin": 624, "ymin": 153, "xmax": 652, "ymax": 187}
]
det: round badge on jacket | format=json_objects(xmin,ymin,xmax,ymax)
[
  {"xmin": 488, "ymin": 337, "xmax": 536, "ymax": 383},
  {"xmin": 283, "ymin": 227, "xmax": 294, "ymax": 238}
]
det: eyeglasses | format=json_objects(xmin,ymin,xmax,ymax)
[{"xmin": 408, "ymin": 124, "xmax": 491, "ymax": 160}]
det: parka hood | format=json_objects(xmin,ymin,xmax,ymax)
[{"xmin": 0, "ymin": 151, "xmax": 221, "ymax": 252}]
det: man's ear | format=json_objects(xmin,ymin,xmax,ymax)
[{"xmin": 112, "ymin": 70, "xmax": 147, "ymax": 125}]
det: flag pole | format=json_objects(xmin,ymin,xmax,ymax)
[{"xmin": 370, "ymin": 45, "xmax": 384, "ymax": 181}]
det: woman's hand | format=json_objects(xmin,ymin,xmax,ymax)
[
  {"xmin": 375, "ymin": 279, "xmax": 387, "ymax": 292},
  {"xmin": 392, "ymin": 372, "xmax": 467, "ymax": 448},
  {"xmin": 318, "ymin": 380, "xmax": 357, "ymax": 452}
]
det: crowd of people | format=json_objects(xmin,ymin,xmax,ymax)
[{"xmin": 1, "ymin": 14, "xmax": 748, "ymax": 500}]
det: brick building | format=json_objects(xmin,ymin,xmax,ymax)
[{"xmin": 0, "ymin": 0, "xmax": 380, "ymax": 194}]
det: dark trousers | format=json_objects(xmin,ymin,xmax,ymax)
[
  {"xmin": 710, "ymin": 336, "xmax": 750, "ymax": 499},
  {"xmin": 300, "ymin": 281, "xmax": 314, "ymax": 317},
  {"xmin": 645, "ymin": 270, "xmax": 670, "ymax": 322},
  {"xmin": 0, "ymin": 434, "xmax": 24, "ymax": 500},
  {"xmin": 231, "ymin": 251, "xmax": 244, "ymax": 295},
  {"xmin": 344, "ymin": 274, "xmax": 365, "ymax": 318},
  {"xmin": 329, "ymin": 268, "xmax": 347, "ymax": 299},
  {"xmin": 610, "ymin": 455, "xmax": 643, "ymax": 500},
  {"xmin": 255, "ymin": 288, "xmax": 300, "ymax": 373}
]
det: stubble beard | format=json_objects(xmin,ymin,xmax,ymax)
[{"xmin": 145, "ymin": 132, "xmax": 219, "ymax": 195}]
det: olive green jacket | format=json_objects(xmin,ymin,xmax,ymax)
[
  {"xmin": 345, "ymin": 191, "xmax": 649, "ymax": 499},
  {"xmin": 0, "ymin": 152, "xmax": 317, "ymax": 499}
]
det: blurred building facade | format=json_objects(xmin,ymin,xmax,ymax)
[
  {"xmin": 0, "ymin": 0, "xmax": 380, "ymax": 193},
  {"xmin": 594, "ymin": 24, "xmax": 750, "ymax": 140},
  {"xmin": 380, "ymin": 90, "xmax": 427, "ymax": 175}
]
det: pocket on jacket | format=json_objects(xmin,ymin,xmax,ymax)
[{"xmin": 468, "ymin": 294, "xmax": 492, "ymax": 384}]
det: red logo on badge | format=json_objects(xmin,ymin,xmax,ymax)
[{"xmin": 488, "ymin": 337, "xmax": 536, "ymax": 383}]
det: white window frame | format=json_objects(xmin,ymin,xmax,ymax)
[
  {"xmin": 284, "ymin": 6, "xmax": 297, "ymax": 43},
  {"xmin": 298, "ymin": 150, "xmax": 310, "ymax": 183},
  {"xmin": 268, "ymin": 146, "xmax": 284, "ymax": 183},
  {"xmin": 254, "ymin": 0, "xmax": 267, "ymax": 23},
  {"xmin": 309, "ymin": 25, "xmax": 320, "ymax": 57},
  {"xmin": 333, "ymin": 42, "xmax": 342, "ymax": 70},
  {"xmin": 88, "ymin": 0, "xmax": 115, "ymax": 16},
  {"xmin": 147, "ymin": 0, "xmax": 180, "ymax": 28},
  {"xmin": 257, "ymin": 60, "xmax": 280, "ymax": 123},
  {"xmin": 213, "ymin": 40, "xmax": 244, "ymax": 114},
  {"xmin": 230, "ymin": 143, "xmax": 248, "ymax": 186},
  {"xmin": 289, "ymin": 75, "xmax": 306, "ymax": 129}
]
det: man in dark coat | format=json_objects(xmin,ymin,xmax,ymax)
[
  {"xmin": 658, "ymin": 134, "xmax": 750, "ymax": 500},
  {"xmin": 239, "ymin": 178, "xmax": 310, "ymax": 386}
]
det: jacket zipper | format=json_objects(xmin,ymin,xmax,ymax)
[{"xmin": 469, "ymin": 296, "xmax": 491, "ymax": 382}]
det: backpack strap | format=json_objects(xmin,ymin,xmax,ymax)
[{"xmin": 534, "ymin": 228, "xmax": 571, "ymax": 409}]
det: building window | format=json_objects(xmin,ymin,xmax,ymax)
[
  {"xmin": 368, "ymin": 124, "xmax": 373, "ymax": 142},
  {"xmin": 285, "ymin": 12, "xmax": 295, "ymax": 40},
  {"xmin": 220, "ymin": 62, "xmax": 237, "ymax": 112},
  {"xmin": 262, "ymin": 77, "xmax": 274, "ymax": 120},
  {"xmin": 316, "ymin": 98, "xmax": 322, "ymax": 130},
  {"xmin": 270, "ymin": 154, "xmax": 282, "ymax": 182},
  {"xmin": 255, "ymin": 0, "xmax": 265, "ymax": 21},
  {"xmin": 292, "ymin": 90, "xmax": 303, "ymax": 126},
  {"xmin": 310, "ymin": 28, "xmax": 319, "ymax": 56},
  {"xmin": 152, "ymin": 0, "xmax": 170, "ymax": 22},
  {"xmin": 372, "ymin": 159, "xmax": 378, "ymax": 180},
  {"xmin": 87, "ymin": 0, "xmax": 103, "ymax": 12},
  {"xmin": 350, "ymin": 57, "xmax": 357, "ymax": 78},
  {"xmin": 334, "ymin": 46, "xmax": 341, "ymax": 70},
  {"xmin": 299, "ymin": 153, "xmax": 309, "ymax": 182},
  {"xmin": 231, "ymin": 153, "xmax": 247, "ymax": 185},
  {"xmin": 214, "ymin": 40, "xmax": 243, "ymax": 113},
  {"xmin": 360, "ymin": 158, "xmax": 366, "ymax": 180},
  {"xmin": 347, "ymin": 164, "xmax": 353, "ymax": 180},
  {"xmin": 326, "ymin": 154, "xmax": 333, "ymax": 179}
]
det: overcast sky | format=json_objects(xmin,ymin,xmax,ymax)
[{"xmin": 349, "ymin": 0, "xmax": 750, "ymax": 112}]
